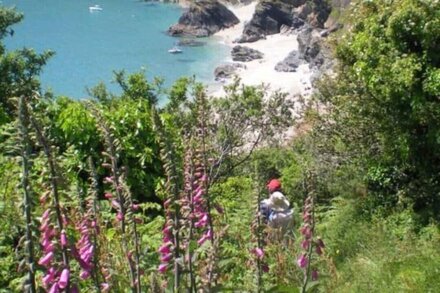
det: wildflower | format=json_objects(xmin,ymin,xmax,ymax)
[
  {"xmin": 38, "ymin": 251, "xmax": 54, "ymax": 267},
  {"xmin": 158, "ymin": 263, "xmax": 168, "ymax": 274},
  {"xmin": 60, "ymin": 230, "xmax": 68, "ymax": 247},
  {"xmin": 311, "ymin": 269, "xmax": 318, "ymax": 281},
  {"xmin": 101, "ymin": 283, "xmax": 110, "ymax": 292},
  {"xmin": 80, "ymin": 270, "xmax": 90, "ymax": 280},
  {"xmin": 252, "ymin": 247, "xmax": 264, "ymax": 259},
  {"xmin": 48, "ymin": 283, "xmax": 59, "ymax": 293},
  {"xmin": 301, "ymin": 240, "xmax": 310, "ymax": 250},
  {"xmin": 297, "ymin": 254, "xmax": 308, "ymax": 268},
  {"xmin": 58, "ymin": 268, "xmax": 70, "ymax": 289}
]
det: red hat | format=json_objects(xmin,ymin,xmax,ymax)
[{"xmin": 267, "ymin": 179, "xmax": 281, "ymax": 192}]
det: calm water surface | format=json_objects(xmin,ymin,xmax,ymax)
[{"xmin": 2, "ymin": 0, "xmax": 228, "ymax": 98}]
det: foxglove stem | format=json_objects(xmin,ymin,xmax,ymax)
[
  {"xmin": 29, "ymin": 110, "xmax": 70, "ymax": 273},
  {"xmin": 18, "ymin": 96, "xmax": 36, "ymax": 293},
  {"xmin": 87, "ymin": 157, "xmax": 102, "ymax": 292},
  {"xmin": 90, "ymin": 105, "xmax": 140, "ymax": 293}
]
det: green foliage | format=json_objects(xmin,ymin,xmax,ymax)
[
  {"xmin": 320, "ymin": 197, "xmax": 440, "ymax": 292},
  {"xmin": 316, "ymin": 0, "xmax": 440, "ymax": 220}
]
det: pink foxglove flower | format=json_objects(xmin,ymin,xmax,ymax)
[
  {"xmin": 60, "ymin": 230, "xmax": 68, "ymax": 247},
  {"xmin": 252, "ymin": 247, "xmax": 264, "ymax": 259},
  {"xmin": 311, "ymin": 269, "xmax": 318, "ymax": 281},
  {"xmin": 158, "ymin": 263, "xmax": 168, "ymax": 274},
  {"xmin": 58, "ymin": 268, "xmax": 70, "ymax": 289},
  {"xmin": 80, "ymin": 270, "xmax": 90, "ymax": 280},
  {"xmin": 101, "ymin": 283, "xmax": 110, "ymax": 292},
  {"xmin": 301, "ymin": 240, "xmax": 310, "ymax": 250},
  {"xmin": 48, "ymin": 283, "xmax": 59, "ymax": 293},
  {"xmin": 297, "ymin": 254, "xmax": 308, "ymax": 268},
  {"xmin": 38, "ymin": 251, "xmax": 54, "ymax": 267}
]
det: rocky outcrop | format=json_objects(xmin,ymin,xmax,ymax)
[
  {"xmin": 168, "ymin": 0, "xmax": 239, "ymax": 37},
  {"xmin": 237, "ymin": 0, "xmax": 331, "ymax": 43},
  {"xmin": 177, "ymin": 39, "xmax": 206, "ymax": 47},
  {"xmin": 275, "ymin": 25, "xmax": 333, "ymax": 74},
  {"xmin": 214, "ymin": 63, "xmax": 246, "ymax": 81},
  {"xmin": 275, "ymin": 51, "xmax": 304, "ymax": 72},
  {"xmin": 231, "ymin": 45, "xmax": 264, "ymax": 62}
]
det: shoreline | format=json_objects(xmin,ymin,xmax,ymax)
[{"xmin": 208, "ymin": 3, "xmax": 313, "ymax": 99}]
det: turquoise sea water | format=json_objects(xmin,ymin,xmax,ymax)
[{"xmin": 2, "ymin": 0, "xmax": 229, "ymax": 99}]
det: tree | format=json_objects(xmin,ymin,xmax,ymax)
[
  {"xmin": 0, "ymin": 6, "xmax": 53, "ymax": 122},
  {"xmin": 315, "ymin": 0, "xmax": 440, "ymax": 219}
]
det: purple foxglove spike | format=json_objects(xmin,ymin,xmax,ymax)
[
  {"xmin": 316, "ymin": 245, "xmax": 323, "ymax": 255},
  {"xmin": 43, "ymin": 242, "xmax": 55, "ymax": 253},
  {"xmin": 48, "ymin": 283, "xmax": 59, "ymax": 293},
  {"xmin": 38, "ymin": 251, "xmax": 54, "ymax": 267},
  {"xmin": 197, "ymin": 235, "xmax": 208, "ymax": 245},
  {"xmin": 194, "ymin": 186, "xmax": 203, "ymax": 194},
  {"xmin": 80, "ymin": 270, "xmax": 91, "ymax": 280},
  {"xmin": 91, "ymin": 220, "xmax": 97, "ymax": 228},
  {"xmin": 161, "ymin": 253, "xmax": 173, "ymax": 263},
  {"xmin": 58, "ymin": 268, "xmax": 70, "ymax": 289},
  {"xmin": 163, "ymin": 235, "xmax": 172, "ymax": 243},
  {"xmin": 60, "ymin": 230, "xmax": 68, "ymax": 247},
  {"xmin": 206, "ymin": 229, "xmax": 213, "ymax": 239},
  {"xmin": 111, "ymin": 200, "xmax": 120, "ymax": 209},
  {"xmin": 62, "ymin": 215, "xmax": 69, "ymax": 226},
  {"xmin": 103, "ymin": 177, "xmax": 114, "ymax": 184},
  {"xmin": 194, "ymin": 189, "xmax": 204, "ymax": 198},
  {"xmin": 164, "ymin": 198, "xmax": 172, "ymax": 208},
  {"xmin": 201, "ymin": 174, "xmax": 208, "ymax": 182},
  {"xmin": 311, "ymin": 269, "xmax": 319, "ymax": 281},
  {"xmin": 79, "ymin": 243, "xmax": 92, "ymax": 255},
  {"xmin": 158, "ymin": 263, "xmax": 168, "ymax": 274},
  {"xmin": 301, "ymin": 240, "xmax": 310, "ymax": 250},
  {"xmin": 200, "ymin": 213, "xmax": 208, "ymax": 222},
  {"xmin": 131, "ymin": 204, "xmax": 140, "ymax": 211},
  {"xmin": 101, "ymin": 283, "xmax": 110, "ymax": 292},
  {"xmin": 297, "ymin": 254, "xmax": 308, "ymax": 269},
  {"xmin": 262, "ymin": 263, "xmax": 269, "ymax": 273},
  {"xmin": 77, "ymin": 258, "xmax": 92, "ymax": 271},
  {"xmin": 253, "ymin": 247, "xmax": 264, "ymax": 259},
  {"xmin": 39, "ymin": 220, "xmax": 50, "ymax": 232},
  {"xmin": 104, "ymin": 193, "xmax": 113, "ymax": 199},
  {"xmin": 116, "ymin": 212, "xmax": 124, "ymax": 222},
  {"xmin": 158, "ymin": 243, "xmax": 172, "ymax": 254},
  {"xmin": 134, "ymin": 217, "xmax": 143, "ymax": 224},
  {"xmin": 162, "ymin": 225, "xmax": 172, "ymax": 234},
  {"xmin": 42, "ymin": 272, "xmax": 55, "ymax": 287},
  {"xmin": 42, "ymin": 209, "xmax": 51, "ymax": 220},
  {"xmin": 316, "ymin": 238, "xmax": 325, "ymax": 248},
  {"xmin": 194, "ymin": 220, "xmax": 207, "ymax": 228}
]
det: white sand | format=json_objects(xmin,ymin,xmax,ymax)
[{"xmin": 210, "ymin": 3, "xmax": 313, "ymax": 98}]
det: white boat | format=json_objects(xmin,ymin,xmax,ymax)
[
  {"xmin": 168, "ymin": 47, "xmax": 183, "ymax": 54},
  {"xmin": 89, "ymin": 5, "xmax": 103, "ymax": 12}
]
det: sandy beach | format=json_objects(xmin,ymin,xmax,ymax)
[{"xmin": 211, "ymin": 2, "xmax": 313, "ymax": 98}]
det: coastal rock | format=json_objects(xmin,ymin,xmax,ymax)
[
  {"xmin": 231, "ymin": 45, "xmax": 264, "ymax": 62},
  {"xmin": 275, "ymin": 51, "xmax": 304, "ymax": 72},
  {"xmin": 297, "ymin": 27, "xmax": 321, "ymax": 63},
  {"xmin": 177, "ymin": 39, "xmax": 206, "ymax": 47},
  {"xmin": 237, "ymin": 0, "xmax": 331, "ymax": 43},
  {"xmin": 214, "ymin": 63, "xmax": 246, "ymax": 81},
  {"xmin": 168, "ymin": 0, "xmax": 239, "ymax": 37},
  {"xmin": 237, "ymin": 0, "xmax": 298, "ymax": 43},
  {"xmin": 293, "ymin": 0, "xmax": 331, "ymax": 29}
]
